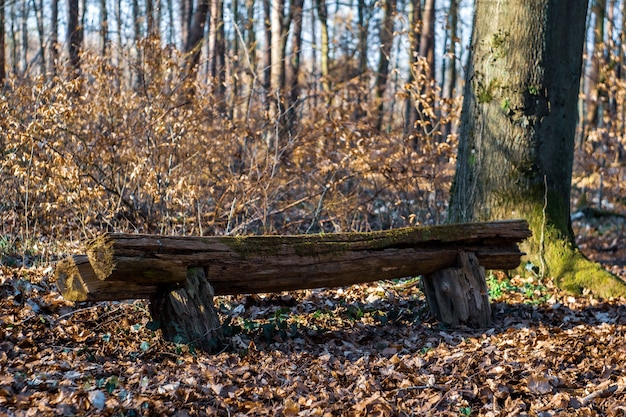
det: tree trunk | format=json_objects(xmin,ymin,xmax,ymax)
[
  {"xmin": 32, "ymin": 0, "xmax": 45, "ymax": 78},
  {"xmin": 403, "ymin": 0, "xmax": 421, "ymax": 136},
  {"xmin": 0, "ymin": 0, "xmax": 5, "ymax": 85},
  {"xmin": 418, "ymin": 0, "xmax": 435, "ymax": 77},
  {"xmin": 586, "ymin": 0, "xmax": 606, "ymax": 131},
  {"xmin": 131, "ymin": 0, "xmax": 143, "ymax": 87},
  {"xmin": 285, "ymin": 0, "xmax": 305, "ymax": 129},
  {"xmin": 269, "ymin": 0, "xmax": 285, "ymax": 119},
  {"xmin": 146, "ymin": 0, "xmax": 155, "ymax": 37},
  {"xmin": 356, "ymin": 0, "xmax": 370, "ymax": 77},
  {"xmin": 229, "ymin": 0, "xmax": 240, "ymax": 119},
  {"xmin": 9, "ymin": 1, "xmax": 16, "ymax": 75},
  {"xmin": 374, "ymin": 0, "xmax": 396, "ymax": 131},
  {"xmin": 180, "ymin": 0, "xmax": 192, "ymax": 48},
  {"xmin": 209, "ymin": 0, "xmax": 226, "ymax": 101},
  {"xmin": 244, "ymin": 0, "xmax": 257, "ymax": 100},
  {"xmin": 49, "ymin": 0, "xmax": 58, "ymax": 76},
  {"xmin": 115, "ymin": 0, "xmax": 122, "ymax": 66},
  {"xmin": 68, "ymin": 0, "xmax": 82, "ymax": 76},
  {"xmin": 185, "ymin": 0, "xmax": 210, "ymax": 68},
  {"xmin": 262, "ymin": 0, "xmax": 272, "ymax": 106},
  {"xmin": 354, "ymin": 0, "xmax": 370, "ymax": 120},
  {"xmin": 441, "ymin": 0, "xmax": 458, "ymax": 139},
  {"xmin": 100, "ymin": 0, "xmax": 108, "ymax": 57},
  {"xmin": 315, "ymin": 0, "xmax": 330, "ymax": 100},
  {"xmin": 448, "ymin": 0, "xmax": 626, "ymax": 298},
  {"xmin": 20, "ymin": 0, "xmax": 28, "ymax": 75}
]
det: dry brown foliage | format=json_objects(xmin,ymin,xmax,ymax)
[
  {"xmin": 1, "ymin": 265, "xmax": 626, "ymax": 416},
  {"xmin": 1, "ymin": 47, "xmax": 457, "ymax": 247}
]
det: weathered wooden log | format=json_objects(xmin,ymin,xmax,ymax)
[
  {"xmin": 149, "ymin": 267, "xmax": 223, "ymax": 352},
  {"xmin": 422, "ymin": 251, "xmax": 492, "ymax": 327},
  {"xmin": 56, "ymin": 220, "xmax": 531, "ymax": 302},
  {"xmin": 55, "ymin": 255, "xmax": 161, "ymax": 301}
]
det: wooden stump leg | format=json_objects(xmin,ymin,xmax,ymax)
[
  {"xmin": 149, "ymin": 267, "xmax": 223, "ymax": 352},
  {"xmin": 422, "ymin": 251, "xmax": 492, "ymax": 328}
]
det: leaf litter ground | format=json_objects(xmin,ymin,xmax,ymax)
[{"xmin": 1, "ymin": 218, "xmax": 626, "ymax": 416}]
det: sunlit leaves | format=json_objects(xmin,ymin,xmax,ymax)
[{"xmin": 2, "ymin": 264, "xmax": 626, "ymax": 415}]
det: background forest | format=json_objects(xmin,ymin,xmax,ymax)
[
  {"xmin": 0, "ymin": 0, "xmax": 624, "ymax": 254},
  {"xmin": 2, "ymin": 1, "xmax": 626, "ymax": 415}
]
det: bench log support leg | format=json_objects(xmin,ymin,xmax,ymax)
[
  {"xmin": 149, "ymin": 267, "xmax": 223, "ymax": 352},
  {"xmin": 422, "ymin": 251, "xmax": 492, "ymax": 328}
]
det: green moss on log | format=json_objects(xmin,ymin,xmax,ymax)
[{"xmin": 218, "ymin": 223, "xmax": 508, "ymax": 259}]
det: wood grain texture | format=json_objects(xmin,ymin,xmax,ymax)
[{"xmin": 55, "ymin": 219, "xmax": 531, "ymax": 301}]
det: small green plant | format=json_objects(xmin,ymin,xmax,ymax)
[
  {"xmin": 459, "ymin": 407, "xmax": 472, "ymax": 416},
  {"xmin": 501, "ymin": 98, "xmax": 511, "ymax": 114},
  {"xmin": 346, "ymin": 304, "xmax": 364, "ymax": 321},
  {"xmin": 491, "ymin": 30, "xmax": 510, "ymax": 58},
  {"xmin": 528, "ymin": 85, "xmax": 540, "ymax": 96},
  {"xmin": 476, "ymin": 79, "xmax": 499, "ymax": 103},
  {"xmin": 522, "ymin": 282, "xmax": 549, "ymax": 304},
  {"xmin": 486, "ymin": 273, "xmax": 516, "ymax": 300}
]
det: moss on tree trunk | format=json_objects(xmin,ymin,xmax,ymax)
[{"xmin": 448, "ymin": 0, "xmax": 626, "ymax": 298}]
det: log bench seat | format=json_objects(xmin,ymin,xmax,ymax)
[{"xmin": 55, "ymin": 219, "xmax": 531, "ymax": 352}]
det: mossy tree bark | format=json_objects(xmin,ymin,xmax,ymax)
[{"xmin": 448, "ymin": 0, "xmax": 626, "ymax": 298}]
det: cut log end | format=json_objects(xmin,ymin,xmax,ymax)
[
  {"xmin": 422, "ymin": 251, "xmax": 492, "ymax": 328},
  {"xmin": 55, "ymin": 255, "xmax": 91, "ymax": 302},
  {"xmin": 56, "ymin": 255, "xmax": 162, "ymax": 302}
]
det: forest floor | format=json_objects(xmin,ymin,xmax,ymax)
[{"xmin": 1, "ymin": 212, "xmax": 626, "ymax": 416}]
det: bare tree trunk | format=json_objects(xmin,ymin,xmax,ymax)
[
  {"xmin": 619, "ymin": 0, "xmax": 626, "ymax": 135},
  {"xmin": 442, "ymin": 0, "xmax": 458, "ymax": 139},
  {"xmin": 315, "ymin": 0, "xmax": 331, "ymax": 100},
  {"xmin": 186, "ymin": 0, "xmax": 210, "ymax": 69},
  {"xmin": 180, "ymin": 0, "xmax": 191, "ymax": 47},
  {"xmin": 262, "ymin": 0, "xmax": 272, "ymax": 105},
  {"xmin": 353, "ymin": 0, "xmax": 372, "ymax": 121},
  {"xmin": 166, "ymin": 0, "xmax": 174, "ymax": 45},
  {"xmin": 374, "ymin": 0, "xmax": 396, "ymax": 131},
  {"xmin": 209, "ymin": 0, "xmax": 226, "ymax": 102},
  {"xmin": 49, "ymin": 0, "xmax": 58, "ymax": 76},
  {"xmin": 241, "ymin": 0, "xmax": 257, "ymax": 121},
  {"xmin": 9, "ymin": 1, "xmax": 16, "ymax": 75},
  {"xmin": 403, "ymin": 0, "xmax": 421, "ymax": 135},
  {"xmin": 419, "ymin": 0, "xmax": 435, "ymax": 76},
  {"xmin": 115, "ymin": 0, "xmax": 122, "ymax": 64},
  {"xmin": 20, "ymin": 0, "xmax": 28, "ymax": 75},
  {"xmin": 309, "ymin": 6, "xmax": 317, "ymax": 110},
  {"xmin": 286, "ymin": 0, "xmax": 305, "ymax": 128},
  {"xmin": 146, "ymin": 0, "xmax": 155, "ymax": 37},
  {"xmin": 269, "ymin": 0, "xmax": 285, "ymax": 119},
  {"xmin": 68, "ymin": 0, "xmax": 82, "ymax": 77},
  {"xmin": 31, "ymin": 0, "xmax": 45, "ymax": 78},
  {"xmin": 245, "ymin": 0, "xmax": 256, "ymax": 67},
  {"xmin": 586, "ymin": 0, "xmax": 606, "ymax": 131},
  {"xmin": 357, "ymin": 0, "xmax": 369, "ymax": 77},
  {"xmin": 132, "ymin": 0, "xmax": 143, "ymax": 87},
  {"xmin": 605, "ymin": 0, "xmax": 617, "ymax": 119},
  {"xmin": 232, "ymin": 0, "xmax": 240, "ymax": 113},
  {"xmin": 0, "ymin": 0, "xmax": 4, "ymax": 85},
  {"xmin": 100, "ymin": 0, "xmax": 108, "ymax": 57},
  {"xmin": 408, "ymin": 0, "xmax": 435, "ymax": 144}
]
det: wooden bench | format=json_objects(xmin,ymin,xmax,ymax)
[{"xmin": 55, "ymin": 219, "xmax": 531, "ymax": 352}]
